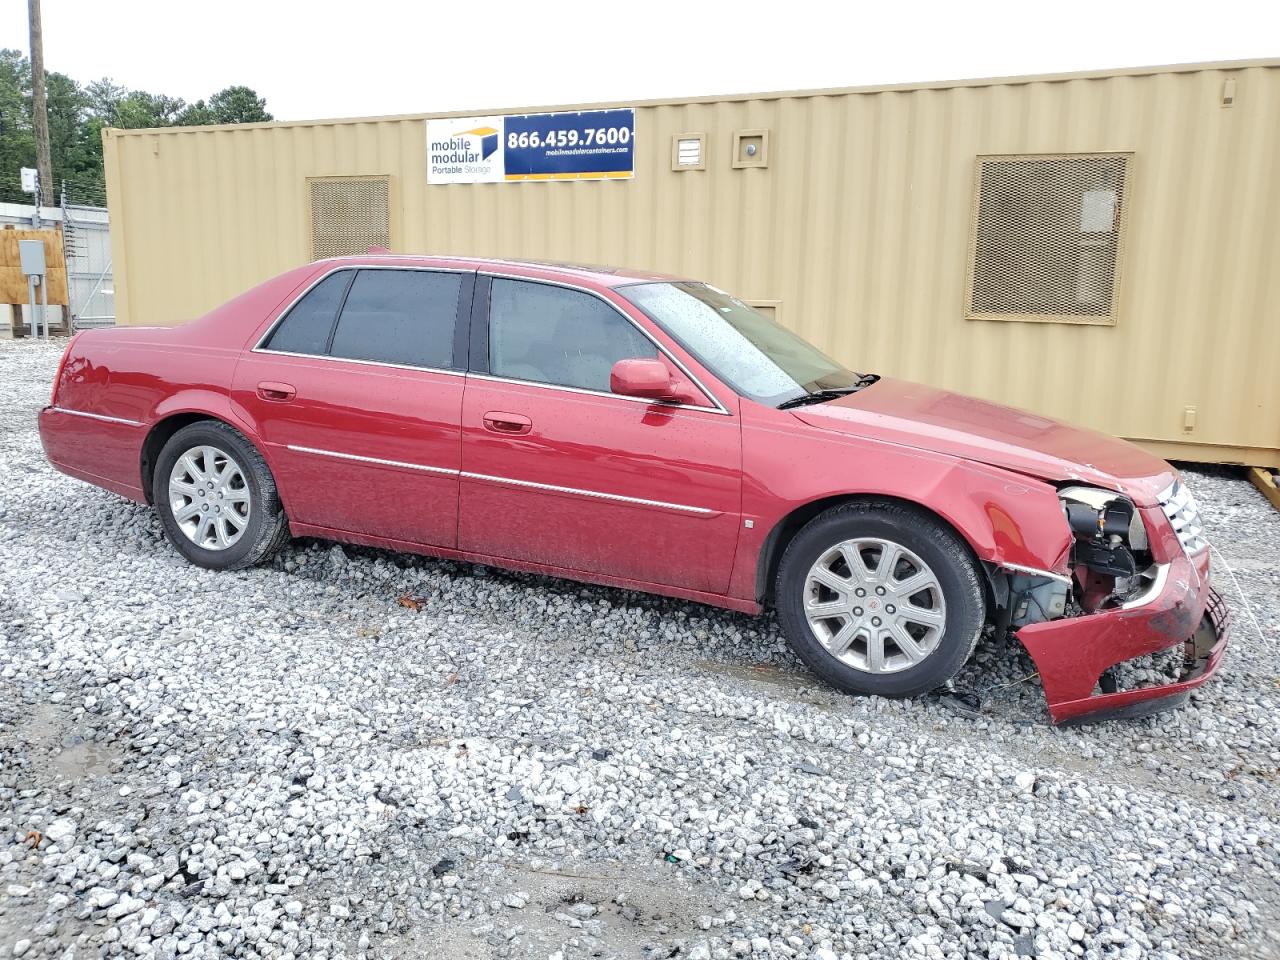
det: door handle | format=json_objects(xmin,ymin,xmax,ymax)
[
  {"xmin": 257, "ymin": 380, "xmax": 296, "ymax": 402},
  {"xmin": 482, "ymin": 411, "xmax": 532, "ymax": 436}
]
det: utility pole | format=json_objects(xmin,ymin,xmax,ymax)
[{"xmin": 29, "ymin": 0, "xmax": 53, "ymax": 208}]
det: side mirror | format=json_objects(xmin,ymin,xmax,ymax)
[{"xmin": 610, "ymin": 358, "xmax": 677, "ymax": 401}]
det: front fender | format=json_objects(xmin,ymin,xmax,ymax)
[{"xmin": 732, "ymin": 410, "xmax": 1073, "ymax": 602}]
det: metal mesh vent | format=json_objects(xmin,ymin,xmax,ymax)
[
  {"xmin": 967, "ymin": 153, "xmax": 1129, "ymax": 324},
  {"xmin": 309, "ymin": 176, "xmax": 390, "ymax": 260}
]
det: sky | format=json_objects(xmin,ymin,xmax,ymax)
[{"xmin": 2, "ymin": 0, "xmax": 1277, "ymax": 122}]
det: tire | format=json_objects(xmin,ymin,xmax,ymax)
[
  {"xmin": 152, "ymin": 420, "xmax": 289, "ymax": 571},
  {"xmin": 775, "ymin": 501, "xmax": 985, "ymax": 698}
]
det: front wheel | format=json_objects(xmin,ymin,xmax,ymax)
[
  {"xmin": 775, "ymin": 501, "xmax": 986, "ymax": 698},
  {"xmin": 152, "ymin": 420, "xmax": 289, "ymax": 570}
]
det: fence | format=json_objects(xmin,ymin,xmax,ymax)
[
  {"xmin": 60, "ymin": 198, "xmax": 115, "ymax": 328},
  {"xmin": 0, "ymin": 175, "xmax": 108, "ymax": 209}
]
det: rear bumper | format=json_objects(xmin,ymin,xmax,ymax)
[
  {"xmin": 1016, "ymin": 550, "xmax": 1229, "ymax": 724},
  {"xmin": 39, "ymin": 405, "xmax": 148, "ymax": 502}
]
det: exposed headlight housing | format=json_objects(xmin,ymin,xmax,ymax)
[
  {"xmin": 1009, "ymin": 487, "xmax": 1157, "ymax": 624},
  {"xmin": 1058, "ymin": 486, "xmax": 1150, "ymax": 580},
  {"xmin": 1127, "ymin": 506, "xmax": 1149, "ymax": 553},
  {"xmin": 1059, "ymin": 486, "xmax": 1146, "ymax": 546}
]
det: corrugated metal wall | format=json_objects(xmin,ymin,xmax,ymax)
[{"xmin": 103, "ymin": 60, "xmax": 1280, "ymax": 466}]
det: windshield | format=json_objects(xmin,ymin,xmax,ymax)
[{"xmin": 620, "ymin": 282, "xmax": 864, "ymax": 406}]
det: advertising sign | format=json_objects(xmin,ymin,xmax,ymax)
[{"xmin": 427, "ymin": 108, "xmax": 634, "ymax": 184}]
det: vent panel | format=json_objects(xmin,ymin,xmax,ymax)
[
  {"xmin": 967, "ymin": 154, "xmax": 1129, "ymax": 324},
  {"xmin": 671, "ymin": 134, "xmax": 705, "ymax": 171},
  {"xmin": 677, "ymin": 140, "xmax": 702, "ymax": 165},
  {"xmin": 309, "ymin": 176, "xmax": 391, "ymax": 260}
]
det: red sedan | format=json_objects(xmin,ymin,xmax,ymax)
[{"xmin": 38, "ymin": 256, "xmax": 1228, "ymax": 723}]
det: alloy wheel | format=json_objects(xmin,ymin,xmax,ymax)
[
  {"xmin": 167, "ymin": 445, "xmax": 251, "ymax": 550},
  {"xmin": 803, "ymin": 537, "xmax": 947, "ymax": 674}
]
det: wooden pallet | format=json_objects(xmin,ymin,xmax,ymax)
[
  {"xmin": 1, "ymin": 228, "xmax": 69, "ymax": 307},
  {"xmin": 1249, "ymin": 467, "xmax": 1280, "ymax": 513}
]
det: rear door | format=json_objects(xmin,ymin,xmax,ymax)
[
  {"xmin": 232, "ymin": 266, "xmax": 473, "ymax": 547},
  {"xmin": 457, "ymin": 275, "xmax": 742, "ymax": 594}
]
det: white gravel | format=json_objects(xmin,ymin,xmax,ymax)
[{"xmin": 1, "ymin": 338, "xmax": 1278, "ymax": 960}]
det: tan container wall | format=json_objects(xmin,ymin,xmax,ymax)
[{"xmin": 104, "ymin": 62, "xmax": 1280, "ymax": 465}]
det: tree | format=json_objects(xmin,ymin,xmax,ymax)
[
  {"xmin": 111, "ymin": 91, "xmax": 189, "ymax": 129},
  {"xmin": 176, "ymin": 86, "xmax": 271, "ymax": 127},
  {"xmin": 207, "ymin": 86, "xmax": 272, "ymax": 124},
  {"xmin": 175, "ymin": 99, "xmax": 215, "ymax": 126},
  {"xmin": 0, "ymin": 49, "xmax": 35, "ymax": 199},
  {"xmin": 45, "ymin": 71, "xmax": 89, "ymax": 174},
  {"xmin": 84, "ymin": 77, "xmax": 125, "ymax": 118}
]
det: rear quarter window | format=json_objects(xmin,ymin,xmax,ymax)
[{"xmin": 261, "ymin": 271, "xmax": 353, "ymax": 355}]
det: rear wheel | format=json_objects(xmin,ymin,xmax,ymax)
[
  {"xmin": 152, "ymin": 421, "xmax": 289, "ymax": 570},
  {"xmin": 775, "ymin": 501, "xmax": 985, "ymax": 698}
]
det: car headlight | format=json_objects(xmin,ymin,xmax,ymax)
[
  {"xmin": 1058, "ymin": 485, "xmax": 1151, "ymax": 585},
  {"xmin": 1059, "ymin": 486, "xmax": 1146, "ymax": 548}
]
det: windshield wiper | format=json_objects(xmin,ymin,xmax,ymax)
[
  {"xmin": 777, "ymin": 389, "xmax": 858, "ymax": 409},
  {"xmin": 776, "ymin": 375, "xmax": 879, "ymax": 410}
]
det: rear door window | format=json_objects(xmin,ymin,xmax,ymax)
[
  {"xmin": 261, "ymin": 270, "xmax": 352, "ymax": 355},
  {"xmin": 488, "ymin": 278, "xmax": 656, "ymax": 392},
  {"xmin": 329, "ymin": 269, "xmax": 465, "ymax": 369}
]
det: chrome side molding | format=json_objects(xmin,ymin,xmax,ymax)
[
  {"xmin": 50, "ymin": 406, "xmax": 143, "ymax": 427},
  {"xmin": 285, "ymin": 444, "xmax": 716, "ymax": 515}
]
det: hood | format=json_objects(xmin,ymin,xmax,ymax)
[{"xmin": 791, "ymin": 377, "xmax": 1175, "ymax": 503}]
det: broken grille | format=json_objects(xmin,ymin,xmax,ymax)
[
  {"xmin": 967, "ymin": 153, "xmax": 1130, "ymax": 324},
  {"xmin": 1159, "ymin": 480, "xmax": 1207, "ymax": 554},
  {"xmin": 309, "ymin": 176, "xmax": 391, "ymax": 261}
]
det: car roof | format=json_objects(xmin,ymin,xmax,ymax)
[{"xmin": 310, "ymin": 254, "xmax": 689, "ymax": 288}]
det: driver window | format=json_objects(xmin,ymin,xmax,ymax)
[{"xmin": 488, "ymin": 278, "xmax": 657, "ymax": 392}]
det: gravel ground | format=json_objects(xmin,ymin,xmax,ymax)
[{"xmin": 1, "ymin": 338, "xmax": 1278, "ymax": 960}]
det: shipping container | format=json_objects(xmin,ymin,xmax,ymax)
[{"xmin": 103, "ymin": 59, "xmax": 1280, "ymax": 466}]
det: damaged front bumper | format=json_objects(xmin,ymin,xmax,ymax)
[{"xmin": 1015, "ymin": 547, "xmax": 1230, "ymax": 724}]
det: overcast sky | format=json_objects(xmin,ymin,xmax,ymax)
[{"xmin": 3, "ymin": 0, "xmax": 1277, "ymax": 121}]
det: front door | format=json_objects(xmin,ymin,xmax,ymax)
[
  {"xmin": 458, "ymin": 276, "xmax": 741, "ymax": 594},
  {"xmin": 232, "ymin": 266, "xmax": 473, "ymax": 547}
]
